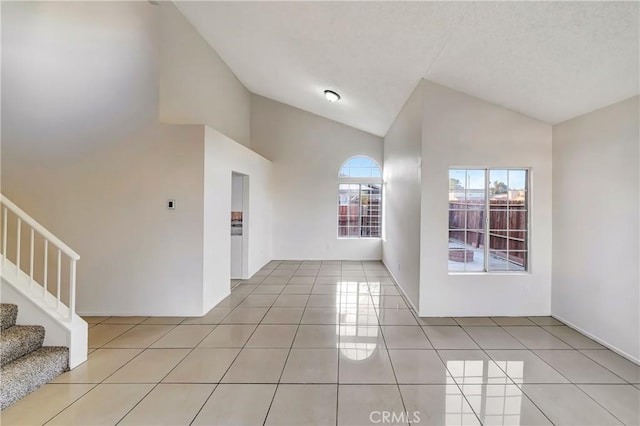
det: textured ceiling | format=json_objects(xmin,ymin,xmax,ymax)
[{"xmin": 176, "ymin": 1, "xmax": 639, "ymax": 136}]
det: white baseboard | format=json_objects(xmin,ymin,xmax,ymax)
[
  {"xmin": 552, "ymin": 314, "xmax": 640, "ymax": 366},
  {"xmin": 381, "ymin": 260, "xmax": 419, "ymax": 313},
  {"xmin": 77, "ymin": 305, "xmax": 217, "ymax": 317},
  {"xmin": 77, "ymin": 311, "xmax": 199, "ymax": 317},
  {"xmin": 379, "ymin": 260, "xmax": 639, "ymax": 366}
]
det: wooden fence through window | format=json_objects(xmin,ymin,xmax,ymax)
[
  {"xmin": 338, "ymin": 202, "xmax": 381, "ymax": 237},
  {"xmin": 449, "ymin": 199, "xmax": 527, "ymax": 267}
]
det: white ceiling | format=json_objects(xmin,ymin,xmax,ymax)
[{"xmin": 176, "ymin": 1, "xmax": 639, "ymax": 137}]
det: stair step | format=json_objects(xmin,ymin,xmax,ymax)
[
  {"xmin": 1, "ymin": 304, "xmax": 18, "ymax": 330},
  {"xmin": 1, "ymin": 325, "xmax": 45, "ymax": 367},
  {"xmin": 0, "ymin": 346, "xmax": 69, "ymax": 410}
]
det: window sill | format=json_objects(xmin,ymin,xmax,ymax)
[
  {"xmin": 448, "ymin": 272, "xmax": 530, "ymax": 276},
  {"xmin": 337, "ymin": 237, "xmax": 382, "ymax": 240}
]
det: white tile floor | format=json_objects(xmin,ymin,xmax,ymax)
[{"xmin": 2, "ymin": 260, "xmax": 639, "ymax": 425}]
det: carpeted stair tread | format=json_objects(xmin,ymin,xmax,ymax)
[
  {"xmin": 1, "ymin": 304, "xmax": 18, "ymax": 330},
  {"xmin": 0, "ymin": 346, "xmax": 69, "ymax": 410},
  {"xmin": 1, "ymin": 325, "xmax": 45, "ymax": 366}
]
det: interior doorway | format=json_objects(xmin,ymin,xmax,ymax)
[{"xmin": 230, "ymin": 172, "xmax": 249, "ymax": 281}]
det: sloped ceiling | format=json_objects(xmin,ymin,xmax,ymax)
[{"xmin": 176, "ymin": 1, "xmax": 639, "ymax": 136}]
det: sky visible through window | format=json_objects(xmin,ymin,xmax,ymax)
[
  {"xmin": 450, "ymin": 169, "xmax": 526, "ymax": 190},
  {"xmin": 339, "ymin": 157, "xmax": 381, "ymax": 178}
]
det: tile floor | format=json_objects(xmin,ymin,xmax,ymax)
[{"xmin": 2, "ymin": 260, "xmax": 639, "ymax": 425}]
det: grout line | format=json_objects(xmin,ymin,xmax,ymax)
[
  {"xmin": 182, "ymin": 270, "xmax": 280, "ymax": 425},
  {"xmin": 521, "ymin": 346, "xmax": 633, "ymax": 425},
  {"xmin": 336, "ymin": 274, "xmax": 341, "ymax": 426},
  {"xmin": 87, "ymin": 323, "xmax": 138, "ymax": 350},
  {"xmin": 112, "ymin": 383, "xmax": 163, "ymax": 425},
  {"xmin": 110, "ymin": 319, "xmax": 227, "ymax": 424},
  {"xmin": 426, "ymin": 332, "xmax": 485, "ymax": 426},
  {"xmin": 379, "ymin": 263, "xmax": 484, "ymax": 425},
  {"xmin": 577, "ymin": 350, "xmax": 637, "ymax": 385},
  {"xmin": 456, "ymin": 323, "xmax": 558, "ymax": 425},
  {"xmin": 186, "ymin": 384, "xmax": 220, "ymax": 426},
  {"xmin": 187, "ymin": 262, "xmax": 289, "ymax": 425},
  {"xmin": 495, "ymin": 323, "xmax": 630, "ymax": 384},
  {"xmin": 75, "ymin": 265, "xmax": 287, "ymax": 423},
  {"xmin": 262, "ymin": 261, "xmax": 313, "ymax": 425},
  {"xmin": 370, "ymin": 284, "xmax": 411, "ymax": 423},
  {"xmin": 73, "ymin": 260, "xmax": 635, "ymax": 425},
  {"xmin": 39, "ymin": 383, "xmax": 100, "ymax": 425},
  {"xmin": 396, "ymin": 276, "xmax": 488, "ymax": 425},
  {"xmin": 189, "ymin": 262, "xmax": 285, "ymax": 423},
  {"xmin": 109, "ymin": 264, "xmax": 281, "ymax": 425}
]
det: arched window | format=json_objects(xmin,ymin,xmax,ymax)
[
  {"xmin": 338, "ymin": 156, "xmax": 382, "ymax": 238},
  {"xmin": 339, "ymin": 156, "xmax": 382, "ymax": 178}
]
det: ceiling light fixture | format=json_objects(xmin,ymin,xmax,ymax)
[{"xmin": 324, "ymin": 90, "xmax": 341, "ymax": 103}]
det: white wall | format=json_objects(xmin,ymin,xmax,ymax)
[
  {"xmin": 72, "ymin": 124, "xmax": 207, "ymax": 316},
  {"xmin": 251, "ymin": 95, "xmax": 384, "ymax": 260},
  {"xmin": 203, "ymin": 127, "xmax": 273, "ymax": 312},
  {"xmin": 3, "ymin": 126, "xmax": 207, "ymax": 316},
  {"xmin": 231, "ymin": 173, "xmax": 244, "ymax": 212},
  {"xmin": 1, "ymin": 1, "xmax": 257, "ymax": 316},
  {"xmin": 159, "ymin": 3, "xmax": 251, "ymax": 147},
  {"xmin": 420, "ymin": 81, "xmax": 553, "ymax": 317},
  {"xmin": 1, "ymin": 1, "xmax": 159, "ymax": 154},
  {"xmin": 382, "ymin": 83, "xmax": 423, "ymax": 309},
  {"xmin": 552, "ymin": 96, "xmax": 639, "ymax": 362}
]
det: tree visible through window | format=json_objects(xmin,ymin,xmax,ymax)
[
  {"xmin": 338, "ymin": 157, "xmax": 382, "ymax": 238},
  {"xmin": 448, "ymin": 168, "xmax": 529, "ymax": 272}
]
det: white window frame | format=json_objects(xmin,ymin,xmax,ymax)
[
  {"xmin": 338, "ymin": 156, "xmax": 383, "ymax": 239},
  {"xmin": 448, "ymin": 167, "xmax": 531, "ymax": 274}
]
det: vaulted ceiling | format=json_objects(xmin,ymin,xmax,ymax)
[{"xmin": 176, "ymin": 1, "xmax": 639, "ymax": 137}]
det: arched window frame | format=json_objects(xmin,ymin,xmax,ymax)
[
  {"xmin": 338, "ymin": 156, "xmax": 383, "ymax": 183},
  {"xmin": 337, "ymin": 156, "xmax": 383, "ymax": 239}
]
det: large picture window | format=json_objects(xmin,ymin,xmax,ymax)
[
  {"xmin": 338, "ymin": 157, "xmax": 382, "ymax": 238},
  {"xmin": 448, "ymin": 168, "xmax": 529, "ymax": 272}
]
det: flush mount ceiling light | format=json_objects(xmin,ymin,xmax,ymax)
[{"xmin": 324, "ymin": 90, "xmax": 341, "ymax": 103}]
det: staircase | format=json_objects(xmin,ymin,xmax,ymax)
[
  {"xmin": 0, "ymin": 303, "xmax": 69, "ymax": 409},
  {"xmin": 0, "ymin": 194, "xmax": 87, "ymax": 409}
]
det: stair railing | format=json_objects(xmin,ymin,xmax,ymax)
[{"xmin": 0, "ymin": 195, "xmax": 80, "ymax": 321}]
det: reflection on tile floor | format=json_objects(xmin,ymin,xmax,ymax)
[{"xmin": 3, "ymin": 260, "xmax": 639, "ymax": 425}]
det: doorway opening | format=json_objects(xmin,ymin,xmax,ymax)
[{"xmin": 230, "ymin": 172, "xmax": 249, "ymax": 284}]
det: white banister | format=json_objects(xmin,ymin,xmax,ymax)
[
  {"xmin": 0, "ymin": 194, "xmax": 86, "ymax": 369},
  {"xmin": 0, "ymin": 194, "xmax": 80, "ymax": 323},
  {"xmin": 0, "ymin": 195, "xmax": 79, "ymax": 261}
]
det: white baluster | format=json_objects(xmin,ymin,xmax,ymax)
[
  {"xmin": 69, "ymin": 259, "xmax": 76, "ymax": 321},
  {"xmin": 57, "ymin": 249, "xmax": 61, "ymax": 308},
  {"xmin": 29, "ymin": 228, "xmax": 34, "ymax": 289},
  {"xmin": 43, "ymin": 240, "xmax": 48, "ymax": 298},
  {"xmin": 1, "ymin": 195, "xmax": 80, "ymax": 323},
  {"xmin": 2, "ymin": 207, "xmax": 7, "ymax": 267},
  {"xmin": 16, "ymin": 218, "xmax": 21, "ymax": 275}
]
